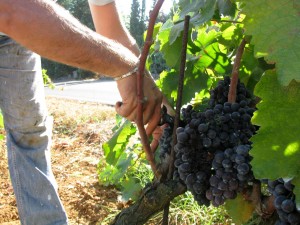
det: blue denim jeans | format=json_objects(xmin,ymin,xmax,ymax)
[{"xmin": 0, "ymin": 36, "xmax": 68, "ymax": 224}]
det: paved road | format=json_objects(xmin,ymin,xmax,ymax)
[{"xmin": 45, "ymin": 79, "xmax": 121, "ymax": 105}]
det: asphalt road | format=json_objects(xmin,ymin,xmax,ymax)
[{"xmin": 45, "ymin": 79, "xmax": 121, "ymax": 106}]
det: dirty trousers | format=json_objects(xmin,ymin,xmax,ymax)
[{"xmin": 0, "ymin": 36, "xmax": 68, "ymax": 225}]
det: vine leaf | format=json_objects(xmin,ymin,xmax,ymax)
[
  {"xmin": 241, "ymin": 0, "xmax": 300, "ymax": 85},
  {"xmin": 250, "ymin": 70, "xmax": 300, "ymax": 183},
  {"xmin": 102, "ymin": 120, "xmax": 136, "ymax": 165},
  {"xmin": 225, "ymin": 194, "xmax": 255, "ymax": 225},
  {"xmin": 120, "ymin": 177, "xmax": 142, "ymax": 201},
  {"xmin": 156, "ymin": 61, "xmax": 210, "ymax": 107}
]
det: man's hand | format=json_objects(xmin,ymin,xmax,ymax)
[{"xmin": 115, "ymin": 72, "xmax": 163, "ymax": 136}]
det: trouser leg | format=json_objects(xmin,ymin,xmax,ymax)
[{"xmin": 0, "ymin": 36, "xmax": 68, "ymax": 225}]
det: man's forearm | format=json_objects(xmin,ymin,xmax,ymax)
[
  {"xmin": 0, "ymin": 0, "xmax": 138, "ymax": 77},
  {"xmin": 88, "ymin": 2, "xmax": 141, "ymax": 56}
]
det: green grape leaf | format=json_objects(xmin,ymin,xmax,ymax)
[
  {"xmin": 98, "ymin": 164, "xmax": 124, "ymax": 187},
  {"xmin": 159, "ymin": 26, "xmax": 183, "ymax": 68},
  {"xmin": 241, "ymin": 0, "xmax": 300, "ymax": 85},
  {"xmin": 250, "ymin": 70, "xmax": 300, "ymax": 180},
  {"xmin": 217, "ymin": 0, "xmax": 237, "ymax": 17},
  {"xmin": 178, "ymin": 0, "xmax": 205, "ymax": 18},
  {"xmin": 102, "ymin": 120, "xmax": 136, "ymax": 166},
  {"xmin": 156, "ymin": 61, "xmax": 211, "ymax": 107},
  {"xmin": 225, "ymin": 194, "xmax": 255, "ymax": 225},
  {"xmin": 120, "ymin": 177, "xmax": 142, "ymax": 201},
  {"xmin": 292, "ymin": 177, "xmax": 300, "ymax": 209},
  {"xmin": 190, "ymin": 0, "xmax": 216, "ymax": 27},
  {"xmin": 197, "ymin": 42, "xmax": 231, "ymax": 74}
]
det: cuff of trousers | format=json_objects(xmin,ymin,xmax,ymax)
[{"xmin": 88, "ymin": 0, "xmax": 115, "ymax": 6}]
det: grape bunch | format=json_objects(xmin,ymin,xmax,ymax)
[
  {"xmin": 158, "ymin": 76, "xmax": 257, "ymax": 206},
  {"xmin": 174, "ymin": 125, "xmax": 212, "ymax": 206},
  {"xmin": 268, "ymin": 179, "xmax": 300, "ymax": 225},
  {"xmin": 173, "ymin": 76, "xmax": 257, "ymax": 206},
  {"xmin": 206, "ymin": 145, "xmax": 254, "ymax": 206}
]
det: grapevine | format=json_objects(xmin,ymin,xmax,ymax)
[{"xmin": 102, "ymin": 0, "xmax": 300, "ymax": 224}]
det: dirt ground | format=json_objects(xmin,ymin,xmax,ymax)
[{"xmin": 0, "ymin": 96, "xmax": 126, "ymax": 225}]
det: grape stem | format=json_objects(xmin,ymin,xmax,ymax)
[
  {"xmin": 228, "ymin": 38, "xmax": 247, "ymax": 103},
  {"xmin": 136, "ymin": 0, "xmax": 165, "ymax": 179}
]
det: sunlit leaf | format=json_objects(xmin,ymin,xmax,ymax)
[
  {"xmin": 241, "ymin": 0, "xmax": 300, "ymax": 85},
  {"xmin": 251, "ymin": 70, "xmax": 300, "ymax": 180},
  {"xmin": 102, "ymin": 120, "xmax": 136, "ymax": 165}
]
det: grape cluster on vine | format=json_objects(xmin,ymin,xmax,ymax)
[
  {"xmin": 268, "ymin": 179, "xmax": 300, "ymax": 225},
  {"xmin": 158, "ymin": 76, "xmax": 257, "ymax": 206},
  {"xmin": 158, "ymin": 76, "xmax": 300, "ymax": 221}
]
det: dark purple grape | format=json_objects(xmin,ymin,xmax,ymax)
[
  {"xmin": 212, "ymin": 187, "xmax": 223, "ymax": 197},
  {"xmin": 235, "ymin": 154, "xmax": 246, "ymax": 164},
  {"xmin": 185, "ymin": 174, "xmax": 196, "ymax": 186},
  {"xmin": 214, "ymin": 196, "xmax": 225, "ymax": 206},
  {"xmin": 196, "ymin": 171, "xmax": 207, "ymax": 181},
  {"xmin": 198, "ymin": 123, "xmax": 209, "ymax": 133},
  {"xmin": 231, "ymin": 103, "xmax": 240, "ymax": 111},
  {"xmin": 218, "ymin": 181, "xmax": 228, "ymax": 191},
  {"xmin": 205, "ymin": 109, "xmax": 214, "ymax": 119},
  {"xmin": 222, "ymin": 172, "xmax": 232, "ymax": 183},
  {"xmin": 206, "ymin": 189, "xmax": 213, "ymax": 201},
  {"xmin": 281, "ymin": 199, "xmax": 295, "ymax": 213},
  {"xmin": 177, "ymin": 132, "xmax": 189, "ymax": 143},
  {"xmin": 219, "ymin": 132, "xmax": 229, "ymax": 141},
  {"xmin": 277, "ymin": 209, "xmax": 289, "ymax": 222},
  {"xmin": 210, "ymin": 175, "xmax": 220, "ymax": 187},
  {"xmin": 275, "ymin": 184, "xmax": 289, "ymax": 196},
  {"xmin": 223, "ymin": 190, "xmax": 237, "ymax": 199},
  {"xmin": 288, "ymin": 212, "xmax": 300, "ymax": 224},
  {"xmin": 274, "ymin": 195, "xmax": 286, "ymax": 209},
  {"xmin": 214, "ymin": 152, "xmax": 225, "ymax": 164},
  {"xmin": 242, "ymin": 114, "xmax": 251, "ymax": 122},
  {"xmin": 229, "ymin": 179, "xmax": 239, "ymax": 191},
  {"xmin": 237, "ymin": 163, "xmax": 250, "ymax": 175},
  {"xmin": 193, "ymin": 181, "xmax": 205, "ymax": 194},
  {"xmin": 239, "ymin": 100, "xmax": 248, "ymax": 107},
  {"xmin": 215, "ymin": 169, "xmax": 224, "ymax": 178},
  {"xmin": 207, "ymin": 129, "xmax": 217, "ymax": 139},
  {"xmin": 174, "ymin": 159, "xmax": 182, "ymax": 168},
  {"xmin": 224, "ymin": 148, "xmax": 234, "ymax": 158},
  {"xmin": 203, "ymin": 138, "xmax": 212, "ymax": 148},
  {"xmin": 222, "ymin": 159, "xmax": 232, "ymax": 169},
  {"xmin": 236, "ymin": 145, "xmax": 250, "ymax": 156},
  {"xmin": 178, "ymin": 163, "xmax": 191, "ymax": 173},
  {"xmin": 176, "ymin": 127, "xmax": 185, "ymax": 134},
  {"xmin": 231, "ymin": 112, "xmax": 240, "ymax": 121}
]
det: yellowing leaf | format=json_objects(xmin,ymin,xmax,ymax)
[{"xmin": 225, "ymin": 194, "xmax": 255, "ymax": 225}]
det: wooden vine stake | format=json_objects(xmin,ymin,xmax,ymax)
[{"xmin": 135, "ymin": 0, "xmax": 165, "ymax": 178}]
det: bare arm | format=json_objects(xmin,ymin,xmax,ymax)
[
  {"xmin": 88, "ymin": 1, "xmax": 140, "ymax": 56},
  {"xmin": 0, "ymin": 0, "xmax": 137, "ymax": 77}
]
